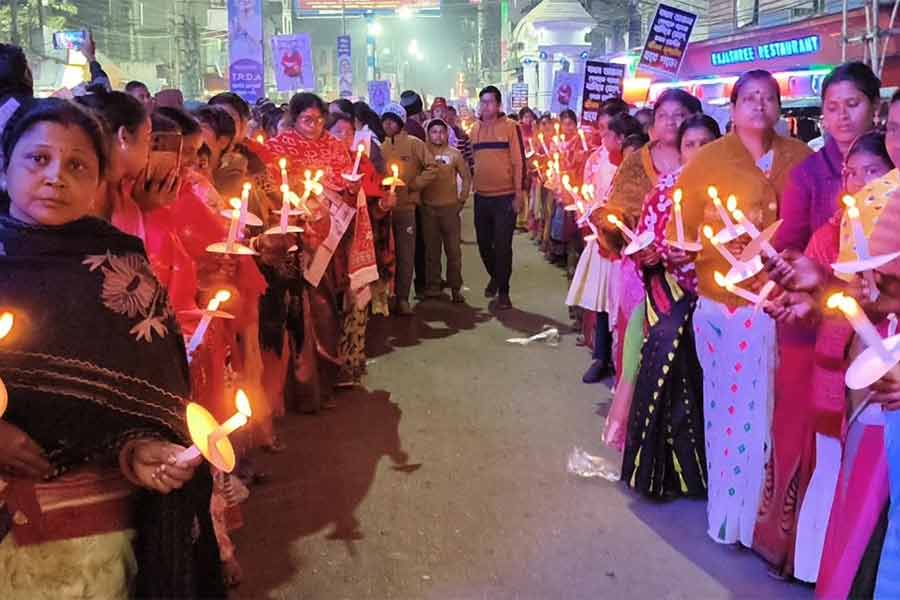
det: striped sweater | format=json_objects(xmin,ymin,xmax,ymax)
[{"xmin": 470, "ymin": 116, "xmax": 526, "ymax": 198}]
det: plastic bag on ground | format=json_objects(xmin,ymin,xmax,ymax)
[
  {"xmin": 506, "ymin": 326, "xmax": 560, "ymax": 347},
  {"xmin": 567, "ymin": 446, "xmax": 621, "ymax": 482}
]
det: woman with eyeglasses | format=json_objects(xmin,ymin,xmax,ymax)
[{"xmin": 263, "ymin": 93, "xmax": 361, "ymax": 413}]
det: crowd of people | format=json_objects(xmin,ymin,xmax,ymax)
[
  {"xmin": 2, "ymin": 31, "xmax": 900, "ymax": 598},
  {"xmin": 522, "ymin": 61, "xmax": 900, "ymax": 595}
]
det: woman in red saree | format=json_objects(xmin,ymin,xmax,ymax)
[{"xmin": 263, "ymin": 92, "xmax": 360, "ymax": 412}]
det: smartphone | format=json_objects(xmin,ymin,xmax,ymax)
[
  {"xmin": 148, "ymin": 131, "xmax": 183, "ymax": 181},
  {"xmin": 52, "ymin": 30, "xmax": 87, "ymax": 51}
]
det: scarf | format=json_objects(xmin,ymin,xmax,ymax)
[{"xmin": 0, "ymin": 214, "xmax": 224, "ymax": 599}]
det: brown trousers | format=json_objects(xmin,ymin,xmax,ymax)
[
  {"xmin": 421, "ymin": 205, "xmax": 463, "ymax": 292},
  {"xmin": 392, "ymin": 209, "xmax": 417, "ymax": 301}
]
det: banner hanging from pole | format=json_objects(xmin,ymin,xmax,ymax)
[
  {"xmin": 227, "ymin": 0, "xmax": 265, "ymax": 103},
  {"xmin": 271, "ymin": 34, "xmax": 315, "ymax": 92},
  {"xmin": 337, "ymin": 35, "xmax": 353, "ymax": 98}
]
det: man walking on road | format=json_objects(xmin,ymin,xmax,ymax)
[{"xmin": 470, "ymin": 85, "xmax": 526, "ymax": 310}]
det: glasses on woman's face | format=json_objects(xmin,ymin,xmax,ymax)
[{"xmin": 298, "ymin": 114, "xmax": 325, "ymax": 127}]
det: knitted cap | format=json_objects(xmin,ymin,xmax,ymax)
[
  {"xmin": 381, "ymin": 102, "xmax": 407, "ymax": 126},
  {"xmin": 400, "ymin": 90, "xmax": 423, "ymax": 117}
]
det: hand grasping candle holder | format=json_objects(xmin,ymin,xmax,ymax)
[
  {"xmin": 831, "ymin": 195, "xmax": 900, "ymax": 300},
  {"xmin": 175, "ymin": 389, "xmax": 253, "ymax": 472},
  {"xmin": 576, "ymin": 185, "xmax": 600, "ymax": 243},
  {"xmin": 341, "ymin": 143, "xmax": 365, "ymax": 183},
  {"xmin": 0, "ymin": 311, "xmax": 14, "ymax": 416},
  {"xmin": 220, "ymin": 182, "xmax": 263, "ymax": 232},
  {"xmin": 827, "ymin": 292, "xmax": 900, "ymax": 390},
  {"xmin": 708, "ymin": 186, "xmax": 745, "ymax": 244},
  {"xmin": 726, "ymin": 196, "xmax": 782, "ymax": 263},
  {"xmin": 184, "ymin": 290, "xmax": 234, "ymax": 359},
  {"xmin": 207, "ymin": 198, "xmax": 258, "ymax": 256},
  {"xmin": 714, "ymin": 271, "xmax": 776, "ymax": 314},
  {"xmin": 702, "ymin": 224, "xmax": 763, "ymax": 284},
  {"xmin": 382, "ymin": 163, "xmax": 406, "ymax": 195},
  {"xmin": 666, "ymin": 188, "xmax": 703, "ymax": 252},
  {"xmin": 607, "ymin": 214, "xmax": 654, "ymax": 256}
]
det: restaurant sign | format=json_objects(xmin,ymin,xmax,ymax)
[{"xmin": 711, "ymin": 35, "xmax": 820, "ymax": 67}]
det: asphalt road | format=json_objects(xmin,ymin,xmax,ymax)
[{"xmin": 232, "ymin": 207, "xmax": 813, "ymax": 600}]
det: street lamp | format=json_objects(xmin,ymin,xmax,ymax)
[
  {"xmin": 408, "ymin": 39, "xmax": 419, "ymax": 56},
  {"xmin": 367, "ymin": 21, "xmax": 382, "ymax": 36}
]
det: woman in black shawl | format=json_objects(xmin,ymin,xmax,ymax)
[{"xmin": 0, "ymin": 98, "xmax": 224, "ymax": 598}]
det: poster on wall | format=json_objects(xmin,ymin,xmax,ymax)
[
  {"xmin": 550, "ymin": 71, "xmax": 582, "ymax": 115},
  {"xmin": 271, "ymin": 34, "xmax": 315, "ymax": 92},
  {"xmin": 580, "ymin": 61, "xmax": 625, "ymax": 125},
  {"xmin": 337, "ymin": 35, "xmax": 353, "ymax": 98},
  {"xmin": 510, "ymin": 83, "xmax": 529, "ymax": 112},
  {"xmin": 227, "ymin": 0, "xmax": 264, "ymax": 103},
  {"xmin": 367, "ymin": 80, "xmax": 391, "ymax": 115},
  {"xmin": 637, "ymin": 3, "xmax": 697, "ymax": 78}
]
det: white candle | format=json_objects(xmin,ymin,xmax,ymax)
[
  {"xmin": 279, "ymin": 158, "xmax": 288, "ymax": 189},
  {"xmin": 237, "ymin": 182, "xmax": 251, "ymax": 239},
  {"xmin": 709, "ymin": 186, "xmax": 737, "ymax": 235},
  {"xmin": 828, "ymin": 293, "xmax": 894, "ymax": 363},
  {"xmin": 389, "ymin": 163, "xmax": 400, "ymax": 195},
  {"xmin": 351, "ymin": 143, "xmax": 364, "ymax": 176},
  {"xmin": 732, "ymin": 208, "xmax": 777, "ymax": 257},
  {"xmin": 279, "ymin": 184, "xmax": 291, "ymax": 233},
  {"xmin": 703, "ymin": 225, "xmax": 742, "ymax": 270},
  {"xmin": 186, "ymin": 290, "xmax": 231, "ymax": 356},
  {"xmin": 224, "ymin": 198, "xmax": 241, "ymax": 253},
  {"xmin": 714, "ymin": 271, "xmax": 762, "ymax": 304},
  {"xmin": 607, "ymin": 214, "xmax": 637, "ymax": 243},
  {"xmin": 578, "ymin": 129, "xmax": 589, "ymax": 152},
  {"xmin": 176, "ymin": 389, "xmax": 253, "ymax": 465},
  {"xmin": 842, "ymin": 195, "xmax": 870, "ymax": 259},
  {"xmin": 672, "ymin": 188, "xmax": 685, "ymax": 243},
  {"xmin": 538, "ymin": 133, "xmax": 550, "ymax": 155},
  {"xmin": 554, "ymin": 122, "xmax": 560, "ymax": 138}
]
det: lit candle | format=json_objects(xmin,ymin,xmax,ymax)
[
  {"xmin": 554, "ymin": 122, "xmax": 560, "ymax": 138},
  {"xmin": 731, "ymin": 207, "xmax": 777, "ymax": 257},
  {"xmin": 0, "ymin": 311, "xmax": 13, "ymax": 416},
  {"xmin": 389, "ymin": 163, "xmax": 400, "ymax": 195},
  {"xmin": 672, "ymin": 188, "xmax": 685, "ymax": 243},
  {"xmin": 552, "ymin": 135, "xmax": 560, "ymax": 150},
  {"xmin": 714, "ymin": 271, "xmax": 764, "ymax": 304},
  {"xmin": 703, "ymin": 224, "xmax": 742, "ymax": 270},
  {"xmin": 578, "ymin": 128, "xmax": 589, "ymax": 152},
  {"xmin": 186, "ymin": 290, "xmax": 231, "ymax": 356},
  {"xmin": 237, "ymin": 182, "xmax": 251, "ymax": 239},
  {"xmin": 256, "ymin": 134, "xmax": 265, "ymax": 144},
  {"xmin": 176, "ymin": 389, "xmax": 253, "ymax": 465},
  {"xmin": 351, "ymin": 143, "xmax": 364, "ymax": 176},
  {"xmin": 279, "ymin": 184, "xmax": 291, "ymax": 233},
  {"xmin": 709, "ymin": 186, "xmax": 738, "ymax": 235},
  {"xmin": 224, "ymin": 198, "xmax": 241, "ymax": 253},
  {"xmin": 607, "ymin": 214, "xmax": 638, "ymax": 244},
  {"xmin": 561, "ymin": 174, "xmax": 572, "ymax": 193},
  {"xmin": 278, "ymin": 158, "xmax": 289, "ymax": 189},
  {"xmin": 538, "ymin": 133, "xmax": 550, "ymax": 155},
  {"xmin": 827, "ymin": 293, "xmax": 894, "ymax": 363},
  {"xmin": 843, "ymin": 195, "xmax": 870, "ymax": 259}
]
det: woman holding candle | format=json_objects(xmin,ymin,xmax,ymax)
[
  {"xmin": 264, "ymin": 93, "xmax": 363, "ymax": 411},
  {"xmin": 620, "ymin": 115, "xmax": 721, "ymax": 498},
  {"xmin": 667, "ymin": 70, "xmax": 812, "ymax": 549},
  {"xmin": 0, "ymin": 98, "xmax": 224, "ymax": 599}
]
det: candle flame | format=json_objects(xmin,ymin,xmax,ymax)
[
  {"xmin": 229, "ymin": 197, "xmax": 242, "ymax": 210},
  {"xmin": 532, "ymin": 160, "xmax": 540, "ymax": 169},
  {"xmin": 280, "ymin": 184, "xmax": 289, "ymax": 193},
  {"xmin": 313, "ymin": 170, "xmax": 324, "ymax": 182},
  {"xmin": 713, "ymin": 271, "xmax": 734, "ymax": 290},
  {"xmin": 256, "ymin": 134, "xmax": 265, "ymax": 144},
  {"xmin": 554, "ymin": 123, "xmax": 560, "ymax": 134},
  {"xmin": 732, "ymin": 209, "xmax": 745, "ymax": 221},
  {"xmin": 702, "ymin": 225, "xmax": 716, "ymax": 241},
  {"xmin": 673, "ymin": 188, "xmax": 682, "ymax": 205},
  {"xmin": 214, "ymin": 289, "xmax": 232, "ymax": 303},
  {"xmin": 391, "ymin": 164, "xmax": 399, "ymax": 177},
  {"xmin": 726, "ymin": 195, "xmax": 737, "ymax": 212},
  {"xmin": 235, "ymin": 389, "xmax": 252, "ymax": 417},
  {"xmin": 712, "ymin": 196, "xmax": 722, "ymax": 207},
  {"xmin": 304, "ymin": 169, "xmax": 312, "ymax": 180},
  {"xmin": 0, "ymin": 312, "xmax": 13, "ymax": 340},
  {"xmin": 827, "ymin": 292, "xmax": 859, "ymax": 316},
  {"xmin": 562, "ymin": 174, "xmax": 571, "ymax": 190},
  {"xmin": 607, "ymin": 214, "xmax": 619, "ymax": 225},
  {"xmin": 538, "ymin": 133, "xmax": 544, "ymax": 141},
  {"xmin": 357, "ymin": 143, "xmax": 365, "ymax": 153},
  {"xmin": 279, "ymin": 158, "xmax": 287, "ymax": 169},
  {"xmin": 841, "ymin": 195, "xmax": 856, "ymax": 208},
  {"xmin": 553, "ymin": 152, "xmax": 559, "ymax": 161},
  {"xmin": 242, "ymin": 182, "xmax": 252, "ymax": 192},
  {"xmin": 707, "ymin": 186, "xmax": 718, "ymax": 200}
]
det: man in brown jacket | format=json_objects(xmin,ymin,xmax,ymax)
[
  {"xmin": 470, "ymin": 85, "xmax": 526, "ymax": 310},
  {"xmin": 422, "ymin": 118, "xmax": 472, "ymax": 303},
  {"xmin": 381, "ymin": 102, "xmax": 438, "ymax": 315}
]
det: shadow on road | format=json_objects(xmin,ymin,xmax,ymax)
[
  {"xmin": 365, "ymin": 300, "xmax": 492, "ymax": 359},
  {"xmin": 487, "ymin": 301, "xmax": 573, "ymax": 336},
  {"xmin": 232, "ymin": 387, "xmax": 419, "ymax": 597}
]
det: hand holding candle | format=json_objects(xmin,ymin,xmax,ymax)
[
  {"xmin": 709, "ymin": 186, "xmax": 738, "ymax": 236},
  {"xmin": 607, "ymin": 214, "xmax": 638, "ymax": 243},
  {"xmin": 828, "ymin": 293, "xmax": 894, "ymax": 364},
  {"xmin": 704, "ymin": 225, "xmax": 742, "ymax": 270},
  {"xmin": 175, "ymin": 389, "xmax": 253, "ymax": 471},
  {"xmin": 714, "ymin": 271, "xmax": 774, "ymax": 307}
]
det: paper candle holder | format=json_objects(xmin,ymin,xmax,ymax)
[
  {"xmin": 175, "ymin": 389, "xmax": 253, "ymax": 472},
  {"xmin": 828, "ymin": 293, "xmax": 900, "ymax": 390},
  {"xmin": 738, "ymin": 219, "xmax": 782, "ymax": 263},
  {"xmin": 0, "ymin": 311, "xmax": 13, "ymax": 416}
]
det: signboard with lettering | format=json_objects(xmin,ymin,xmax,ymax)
[
  {"xmin": 580, "ymin": 61, "xmax": 625, "ymax": 125},
  {"xmin": 637, "ymin": 3, "xmax": 697, "ymax": 79},
  {"xmin": 227, "ymin": 0, "xmax": 264, "ymax": 102},
  {"xmin": 297, "ymin": 0, "xmax": 439, "ymax": 17},
  {"xmin": 710, "ymin": 35, "xmax": 821, "ymax": 66},
  {"xmin": 510, "ymin": 83, "xmax": 529, "ymax": 111}
]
